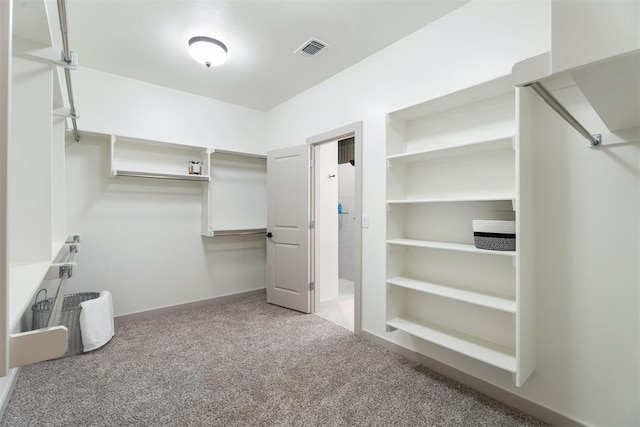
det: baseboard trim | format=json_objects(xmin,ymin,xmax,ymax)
[
  {"xmin": 0, "ymin": 368, "xmax": 20, "ymax": 420},
  {"xmin": 115, "ymin": 288, "xmax": 266, "ymax": 325},
  {"xmin": 358, "ymin": 329, "xmax": 583, "ymax": 427}
]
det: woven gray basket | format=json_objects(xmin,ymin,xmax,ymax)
[{"xmin": 32, "ymin": 292, "xmax": 100, "ymax": 358}]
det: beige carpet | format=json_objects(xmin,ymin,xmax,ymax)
[{"xmin": 2, "ymin": 292, "xmax": 545, "ymax": 426}]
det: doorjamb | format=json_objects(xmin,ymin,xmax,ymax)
[{"xmin": 307, "ymin": 122, "xmax": 362, "ymax": 334}]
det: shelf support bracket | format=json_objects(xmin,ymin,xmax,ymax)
[{"xmin": 528, "ymin": 82, "xmax": 601, "ymax": 148}]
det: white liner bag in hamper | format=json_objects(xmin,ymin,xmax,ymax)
[{"xmin": 79, "ymin": 290, "xmax": 115, "ymax": 352}]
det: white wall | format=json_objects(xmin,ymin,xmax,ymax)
[
  {"xmin": 72, "ymin": 67, "xmax": 267, "ymax": 153},
  {"xmin": 267, "ymin": 0, "xmax": 635, "ymax": 425},
  {"xmin": 528, "ymin": 82, "xmax": 639, "ymax": 426},
  {"xmin": 338, "ymin": 162, "xmax": 355, "ymax": 281},
  {"xmin": 65, "ymin": 68, "xmax": 268, "ymax": 316},
  {"xmin": 315, "ymin": 141, "xmax": 339, "ymax": 302}
]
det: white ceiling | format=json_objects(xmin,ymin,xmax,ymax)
[{"xmin": 20, "ymin": 0, "xmax": 470, "ymax": 111}]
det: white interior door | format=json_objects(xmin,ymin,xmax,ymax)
[{"xmin": 266, "ymin": 145, "xmax": 310, "ymax": 313}]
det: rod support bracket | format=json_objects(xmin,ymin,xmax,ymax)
[
  {"xmin": 56, "ymin": 50, "xmax": 78, "ymax": 69},
  {"xmin": 44, "ymin": 262, "xmax": 76, "ymax": 280},
  {"xmin": 59, "ymin": 264, "xmax": 73, "ymax": 279},
  {"xmin": 590, "ymin": 134, "xmax": 602, "ymax": 148},
  {"xmin": 53, "ymin": 107, "xmax": 79, "ymax": 119},
  {"xmin": 65, "ymin": 235, "xmax": 80, "ymax": 243}
]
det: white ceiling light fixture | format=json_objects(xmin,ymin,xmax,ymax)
[{"xmin": 188, "ymin": 36, "xmax": 228, "ymax": 68}]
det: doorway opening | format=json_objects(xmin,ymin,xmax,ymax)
[{"xmin": 308, "ymin": 123, "xmax": 362, "ymax": 333}]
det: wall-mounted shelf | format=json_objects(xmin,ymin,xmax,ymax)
[
  {"xmin": 112, "ymin": 169, "xmax": 209, "ymax": 182},
  {"xmin": 387, "ymin": 194, "xmax": 515, "ymax": 206},
  {"xmin": 387, "ymin": 239, "xmax": 515, "ymax": 257},
  {"xmin": 209, "ymin": 228, "xmax": 266, "ymax": 237},
  {"xmin": 109, "ymin": 134, "xmax": 210, "ymax": 182},
  {"xmin": 202, "ymin": 149, "xmax": 267, "ymax": 237},
  {"xmin": 387, "ymin": 277, "xmax": 515, "ymax": 313},
  {"xmin": 386, "ymin": 135, "xmax": 514, "ymax": 163},
  {"xmin": 386, "ymin": 317, "xmax": 517, "ymax": 372},
  {"xmin": 386, "ymin": 75, "xmax": 534, "ymax": 387}
]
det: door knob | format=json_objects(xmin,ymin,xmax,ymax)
[{"xmin": 266, "ymin": 232, "xmax": 273, "ymax": 238}]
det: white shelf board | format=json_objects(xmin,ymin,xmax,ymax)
[
  {"xmin": 387, "ymin": 194, "xmax": 515, "ymax": 205},
  {"xmin": 386, "ymin": 135, "xmax": 513, "ymax": 163},
  {"xmin": 211, "ymin": 148, "xmax": 266, "ymax": 159},
  {"xmin": 113, "ymin": 169, "xmax": 210, "ymax": 182},
  {"xmin": 111, "ymin": 133, "xmax": 207, "ymax": 151},
  {"xmin": 389, "ymin": 75, "xmax": 514, "ymax": 122},
  {"xmin": 387, "ymin": 238, "xmax": 516, "ymax": 257},
  {"xmin": 570, "ymin": 50, "xmax": 639, "ymax": 133},
  {"xmin": 9, "ymin": 261, "xmax": 51, "ymax": 329},
  {"xmin": 387, "ymin": 316, "xmax": 517, "ymax": 372},
  {"xmin": 207, "ymin": 227, "xmax": 267, "ymax": 237},
  {"xmin": 387, "ymin": 277, "xmax": 515, "ymax": 313},
  {"xmin": 513, "ymin": 50, "xmax": 640, "ymax": 134}
]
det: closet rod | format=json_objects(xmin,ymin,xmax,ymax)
[
  {"xmin": 46, "ymin": 264, "xmax": 73, "ymax": 328},
  {"xmin": 211, "ymin": 228, "xmax": 267, "ymax": 236},
  {"xmin": 529, "ymin": 82, "xmax": 601, "ymax": 147},
  {"xmin": 57, "ymin": 0, "xmax": 80, "ymax": 142}
]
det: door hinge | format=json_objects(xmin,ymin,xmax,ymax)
[
  {"xmin": 309, "ymin": 159, "xmax": 314, "ymax": 168},
  {"xmin": 309, "ymin": 220, "xmax": 315, "ymax": 229},
  {"xmin": 309, "ymin": 282, "xmax": 315, "ymax": 291}
]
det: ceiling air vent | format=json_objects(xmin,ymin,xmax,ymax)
[{"xmin": 295, "ymin": 38, "xmax": 328, "ymax": 57}]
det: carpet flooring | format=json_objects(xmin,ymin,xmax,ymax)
[{"xmin": 2, "ymin": 292, "xmax": 545, "ymax": 426}]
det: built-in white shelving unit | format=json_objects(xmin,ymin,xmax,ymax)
[
  {"xmin": 109, "ymin": 135, "xmax": 210, "ymax": 182},
  {"xmin": 385, "ymin": 75, "xmax": 535, "ymax": 386},
  {"xmin": 201, "ymin": 149, "xmax": 267, "ymax": 237}
]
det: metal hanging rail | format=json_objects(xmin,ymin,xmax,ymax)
[
  {"xmin": 528, "ymin": 82, "xmax": 601, "ymax": 147},
  {"xmin": 45, "ymin": 264, "xmax": 73, "ymax": 327},
  {"xmin": 210, "ymin": 228, "xmax": 267, "ymax": 237},
  {"xmin": 56, "ymin": 0, "xmax": 80, "ymax": 142}
]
